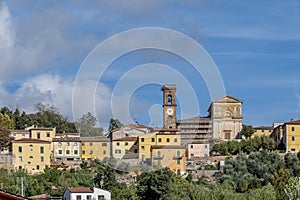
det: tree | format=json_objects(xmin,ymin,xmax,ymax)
[
  {"xmin": 0, "ymin": 127, "xmax": 12, "ymax": 152},
  {"xmin": 94, "ymin": 162, "xmax": 118, "ymax": 190},
  {"xmin": 108, "ymin": 118, "xmax": 123, "ymax": 133},
  {"xmin": 241, "ymin": 125, "xmax": 255, "ymax": 139},
  {"xmin": 75, "ymin": 112, "xmax": 103, "ymax": 137}
]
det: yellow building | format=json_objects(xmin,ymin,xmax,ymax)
[
  {"xmin": 12, "ymin": 138, "xmax": 51, "ymax": 174},
  {"xmin": 112, "ymin": 137, "xmax": 138, "ymax": 159},
  {"xmin": 151, "ymin": 145, "xmax": 186, "ymax": 175},
  {"xmin": 10, "ymin": 130, "xmax": 30, "ymax": 140},
  {"xmin": 52, "ymin": 136, "xmax": 81, "ymax": 162},
  {"xmin": 81, "ymin": 136, "xmax": 110, "ymax": 161},
  {"xmin": 138, "ymin": 128, "xmax": 181, "ymax": 161},
  {"xmin": 26, "ymin": 127, "xmax": 56, "ymax": 142},
  {"xmin": 252, "ymin": 126, "xmax": 273, "ymax": 138},
  {"xmin": 283, "ymin": 120, "xmax": 300, "ymax": 152}
]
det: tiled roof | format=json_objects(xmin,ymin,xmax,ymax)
[
  {"xmin": 52, "ymin": 137, "xmax": 81, "ymax": 142},
  {"xmin": 285, "ymin": 120, "xmax": 300, "ymax": 125},
  {"xmin": 151, "ymin": 145, "xmax": 186, "ymax": 149},
  {"xmin": 113, "ymin": 137, "xmax": 137, "ymax": 142},
  {"xmin": 67, "ymin": 187, "xmax": 93, "ymax": 193},
  {"xmin": 9, "ymin": 130, "xmax": 30, "ymax": 133},
  {"xmin": 12, "ymin": 138, "xmax": 50, "ymax": 143},
  {"xmin": 29, "ymin": 127, "xmax": 54, "ymax": 131},
  {"xmin": 254, "ymin": 126, "xmax": 273, "ymax": 130},
  {"xmin": 127, "ymin": 124, "xmax": 151, "ymax": 128},
  {"xmin": 0, "ymin": 190, "xmax": 32, "ymax": 200},
  {"xmin": 154, "ymin": 128, "xmax": 180, "ymax": 132},
  {"xmin": 81, "ymin": 136, "xmax": 109, "ymax": 142}
]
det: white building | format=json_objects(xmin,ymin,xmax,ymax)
[{"xmin": 63, "ymin": 187, "xmax": 111, "ymax": 200}]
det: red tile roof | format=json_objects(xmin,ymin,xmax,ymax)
[
  {"xmin": 12, "ymin": 138, "xmax": 51, "ymax": 143},
  {"xmin": 285, "ymin": 120, "xmax": 300, "ymax": 125},
  {"xmin": 113, "ymin": 137, "xmax": 137, "ymax": 142},
  {"xmin": 52, "ymin": 137, "xmax": 81, "ymax": 142},
  {"xmin": 67, "ymin": 187, "xmax": 93, "ymax": 193},
  {"xmin": 0, "ymin": 190, "xmax": 31, "ymax": 199}
]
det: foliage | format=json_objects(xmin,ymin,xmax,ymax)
[
  {"xmin": 271, "ymin": 168, "xmax": 290, "ymax": 200},
  {"xmin": 212, "ymin": 136, "xmax": 276, "ymax": 156},
  {"xmin": 0, "ymin": 112, "xmax": 15, "ymax": 129},
  {"xmin": 108, "ymin": 118, "xmax": 123, "ymax": 133},
  {"xmin": 284, "ymin": 176, "xmax": 300, "ymax": 200},
  {"xmin": 0, "ymin": 127, "xmax": 12, "ymax": 151},
  {"xmin": 75, "ymin": 112, "xmax": 103, "ymax": 136},
  {"xmin": 241, "ymin": 125, "xmax": 255, "ymax": 139}
]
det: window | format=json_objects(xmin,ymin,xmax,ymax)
[
  {"xmin": 125, "ymin": 149, "xmax": 129, "ymax": 153},
  {"xmin": 191, "ymin": 153, "xmax": 194, "ymax": 157},
  {"xmin": 18, "ymin": 146, "xmax": 22, "ymax": 153},
  {"xmin": 29, "ymin": 156, "xmax": 33, "ymax": 158},
  {"xmin": 41, "ymin": 156, "xmax": 44, "ymax": 162},
  {"xmin": 167, "ymin": 95, "xmax": 172, "ymax": 105},
  {"xmin": 37, "ymin": 132, "xmax": 40, "ymax": 139},
  {"xmin": 90, "ymin": 150, "xmax": 93, "ymax": 155},
  {"xmin": 87, "ymin": 195, "xmax": 92, "ymax": 200},
  {"xmin": 158, "ymin": 138, "xmax": 162, "ymax": 143},
  {"xmin": 115, "ymin": 149, "xmax": 121, "ymax": 154},
  {"xmin": 225, "ymin": 132, "xmax": 231, "ymax": 140},
  {"xmin": 116, "ymin": 142, "xmax": 120, "ymax": 146},
  {"xmin": 262, "ymin": 130, "xmax": 265, "ymax": 133},
  {"xmin": 28, "ymin": 161, "xmax": 31, "ymax": 164},
  {"xmin": 76, "ymin": 195, "xmax": 82, "ymax": 200},
  {"xmin": 19, "ymin": 166, "xmax": 22, "ymax": 170},
  {"xmin": 18, "ymin": 156, "xmax": 22, "ymax": 162},
  {"xmin": 151, "ymin": 138, "xmax": 155, "ymax": 142},
  {"xmin": 46, "ymin": 132, "xmax": 50, "ymax": 137},
  {"xmin": 98, "ymin": 195, "xmax": 105, "ymax": 200},
  {"xmin": 157, "ymin": 151, "xmax": 161, "ymax": 157},
  {"xmin": 125, "ymin": 142, "xmax": 128, "ymax": 146},
  {"xmin": 74, "ymin": 150, "xmax": 78, "ymax": 155},
  {"xmin": 141, "ymin": 138, "xmax": 145, "ymax": 142},
  {"xmin": 58, "ymin": 142, "xmax": 62, "ymax": 146},
  {"xmin": 291, "ymin": 148, "xmax": 296, "ymax": 152},
  {"xmin": 174, "ymin": 138, "xmax": 178, "ymax": 143},
  {"xmin": 90, "ymin": 142, "xmax": 93, "ymax": 146},
  {"xmin": 134, "ymin": 149, "xmax": 138, "ymax": 153},
  {"xmin": 103, "ymin": 150, "xmax": 106, "ymax": 155},
  {"xmin": 36, "ymin": 165, "xmax": 40, "ymax": 170},
  {"xmin": 292, "ymin": 127, "xmax": 295, "ymax": 131},
  {"xmin": 82, "ymin": 143, "xmax": 85, "ymax": 146},
  {"xmin": 190, "ymin": 145, "xmax": 194, "ymax": 149},
  {"xmin": 58, "ymin": 150, "xmax": 62, "ymax": 154},
  {"xmin": 205, "ymin": 145, "xmax": 208, "ymax": 149},
  {"xmin": 141, "ymin": 146, "xmax": 145, "ymax": 150},
  {"xmin": 177, "ymin": 160, "xmax": 180, "ymax": 165},
  {"xmin": 22, "ymin": 133, "xmax": 25, "ymax": 138},
  {"xmin": 74, "ymin": 142, "xmax": 78, "ymax": 146},
  {"xmin": 40, "ymin": 147, "xmax": 44, "ymax": 154},
  {"xmin": 66, "ymin": 142, "xmax": 70, "ymax": 146},
  {"xmin": 177, "ymin": 150, "xmax": 181, "ymax": 157},
  {"xmin": 83, "ymin": 150, "xmax": 85, "ymax": 155},
  {"xmin": 66, "ymin": 150, "xmax": 70, "ymax": 155},
  {"xmin": 292, "ymin": 136, "xmax": 295, "ymax": 141},
  {"xmin": 102, "ymin": 143, "xmax": 107, "ymax": 147},
  {"xmin": 166, "ymin": 138, "xmax": 170, "ymax": 143}
]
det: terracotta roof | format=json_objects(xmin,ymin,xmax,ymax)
[
  {"xmin": 81, "ymin": 136, "xmax": 109, "ymax": 142},
  {"xmin": 154, "ymin": 128, "xmax": 180, "ymax": 132},
  {"xmin": 67, "ymin": 187, "xmax": 93, "ymax": 193},
  {"xmin": 0, "ymin": 190, "xmax": 32, "ymax": 200},
  {"xmin": 127, "ymin": 124, "xmax": 151, "ymax": 128},
  {"xmin": 12, "ymin": 138, "xmax": 50, "ymax": 143},
  {"xmin": 151, "ymin": 145, "xmax": 186, "ymax": 149},
  {"xmin": 9, "ymin": 130, "xmax": 30, "ymax": 133},
  {"xmin": 285, "ymin": 120, "xmax": 300, "ymax": 125},
  {"xmin": 113, "ymin": 137, "xmax": 137, "ymax": 142},
  {"xmin": 52, "ymin": 137, "xmax": 81, "ymax": 142},
  {"xmin": 29, "ymin": 127, "xmax": 54, "ymax": 131},
  {"xmin": 254, "ymin": 126, "xmax": 273, "ymax": 130}
]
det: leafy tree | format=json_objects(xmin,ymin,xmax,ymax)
[
  {"xmin": 241, "ymin": 125, "xmax": 255, "ymax": 139},
  {"xmin": 285, "ymin": 177, "xmax": 300, "ymax": 200},
  {"xmin": 271, "ymin": 168, "xmax": 290, "ymax": 200},
  {"xmin": 75, "ymin": 112, "xmax": 103, "ymax": 136},
  {"xmin": 0, "ymin": 113, "xmax": 15, "ymax": 129},
  {"xmin": 284, "ymin": 153, "xmax": 300, "ymax": 176},
  {"xmin": 108, "ymin": 118, "xmax": 123, "ymax": 133},
  {"xmin": 0, "ymin": 127, "xmax": 12, "ymax": 151},
  {"xmin": 94, "ymin": 162, "xmax": 118, "ymax": 190}
]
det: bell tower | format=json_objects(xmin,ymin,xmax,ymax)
[{"xmin": 162, "ymin": 84, "xmax": 177, "ymax": 129}]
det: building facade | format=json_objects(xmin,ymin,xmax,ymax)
[
  {"xmin": 52, "ymin": 136, "xmax": 81, "ymax": 162},
  {"xmin": 63, "ymin": 187, "xmax": 111, "ymax": 200},
  {"xmin": 186, "ymin": 143, "xmax": 209, "ymax": 159},
  {"xmin": 81, "ymin": 136, "xmax": 110, "ymax": 161},
  {"xmin": 208, "ymin": 96, "xmax": 243, "ymax": 140},
  {"xmin": 283, "ymin": 120, "xmax": 300, "ymax": 152},
  {"xmin": 252, "ymin": 126, "xmax": 273, "ymax": 138},
  {"xmin": 12, "ymin": 138, "xmax": 51, "ymax": 174},
  {"xmin": 112, "ymin": 137, "xmax": 138, "ymax": 159},
  {"xmin": 151, "ymin": 145, "xmax": 186, "ymax": 175}
]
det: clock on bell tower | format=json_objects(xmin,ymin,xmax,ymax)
[{"xmin": 162, "ymin": 84, "xmax": 177, "ymax": 129}]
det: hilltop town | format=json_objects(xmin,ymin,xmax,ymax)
[{"xmin": 1, "ymin": 84, "xmax": 300, "ymax": 199}]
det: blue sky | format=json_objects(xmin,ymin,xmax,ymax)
[{"xmin": 0, "ymin": 0, "xmax": 300, "ymax": 131}]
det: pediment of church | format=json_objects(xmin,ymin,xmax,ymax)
[{"xmin": 212, "ymin": 96, "xmax": 243, "ymax": 104}]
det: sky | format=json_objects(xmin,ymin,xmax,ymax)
[{"xmin": 0, "ymin": 0, "xmax": 300, "ymax": 131}]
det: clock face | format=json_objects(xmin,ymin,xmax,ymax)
[{"xmin": 167, "ymin": 108, "xmax": 174, "ymax": 115}]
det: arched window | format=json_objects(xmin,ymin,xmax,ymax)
[
  {"xmin": 177, "ymin": 150, "xmax": 180, "ymax": 157},
  {"xmin": 167, "ymin": 95, "xmax": 172, "ymax": 105}
]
